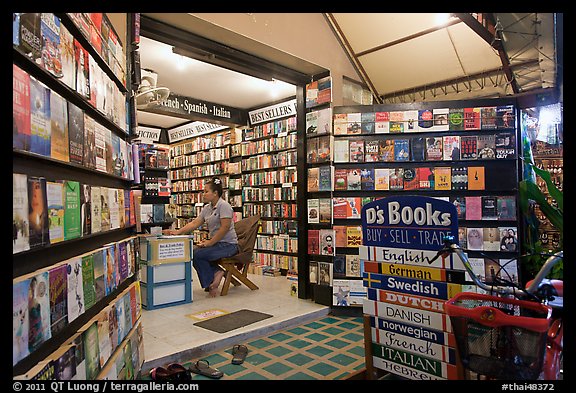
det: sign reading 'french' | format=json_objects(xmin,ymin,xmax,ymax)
[{"xmin": 361, "ymin": 196, "xmax": 458, "ymax": 251}]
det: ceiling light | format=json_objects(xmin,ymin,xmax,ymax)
[{"xmin": 435, "ymin": 13, "xmax": 451, "ymax": 26}]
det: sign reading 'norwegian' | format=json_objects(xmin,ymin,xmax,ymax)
[{"xmin": 361, "ymin": 196, "xmax": 458, "ymax": 251}]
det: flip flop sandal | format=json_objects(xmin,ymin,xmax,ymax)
[
  {"xmin": 166, "ymin": 363, "xmax": 192, "ymax": 380},
  {"xmin": 150, "ymin": 366, "xmax": 173, "ymax": 381},
  {"xmin": 231, "ymin": 344, "xmax": 248, "ymax": 365},
  {"xmin": 189, "ymin": 359, "xmax": 224, "ymax": 379}
]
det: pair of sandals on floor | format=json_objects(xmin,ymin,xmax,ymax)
[{"xmin": 150, "ymin": 345, "xmax": 248, "ymax": 380}]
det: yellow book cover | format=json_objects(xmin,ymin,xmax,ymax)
[
  {"xmin": 434, "ymin": 167, "xmax": 452, "ymax": 190},
  {"xmin": 346, "ymin": 226, "xmax": 362, "ymax": 248}
]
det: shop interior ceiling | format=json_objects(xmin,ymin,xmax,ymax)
[{"xmin": 137, "ymin": 13, "xmax": 561, "ymax": 131}]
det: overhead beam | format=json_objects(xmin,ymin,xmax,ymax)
[{"xmin": 455, "ymin": 13, "xmax": 520, "ymax": 93}]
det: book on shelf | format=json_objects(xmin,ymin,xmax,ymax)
[
  {"xmin": 108, "ymin": 188, "xmax": 120, "ymax": 230},
  {"xmin": 81, "ymin": 183, "xmax": 92, "ymax": 236},
  {"xmin": 360, "ymin": 168, "xmax": 375, "ymax": 191},
  {"xmin": 307, "ymin": 199, "xmax": 319, "ymax": 224},
  {"xmin": 17, "ymin": 13, "xmax": 42, "ymax": 63},
  {"xmin": 364, "ymin": 140, "xmax": 380, "ymax": 162},
  {"xmin": 67, "ymin": 257, "xmax": 85, "ymax": 323},
  {"xmin": 418, "ymin": 109, "xmax": 434, "ymax": 131},
  {"xmin": 13, "ymin": 64, "xmax": 32, "ymax": 152},
  {"xmin": 402, "ymin": 167, "xmax": 419, "ymax": 190},
  {"xmin": 104, "ymin": 127, "xmax": 114, "ymax": 175},
  {"xmin": 460, "ymin": 135, "xmax": 478, "ymax": 160},
  {"xmin": 480, "ymin": 106, "xmax": 498, "ymax": 130},
  {"xmin": 317, "ymin": 135, "xmax": 332, "ymax": 163},
  {"xmin": 467, "ymin": 166, "xmax": 486, "ymax": 190},
  {"xmin": 466, "ymin": 227, "xmax": 484, "ymax": 251},
  {"xmin": 94, "ymin": 122, "xmax": 108, "ymax": 173},
  {"xmin": 495, "ymin": 132, "xmax": 516, "ymax": 159},
  {"xmin": 46, "ymin": 180, "xmax": 65, "ymax": 244},
  {"xmin": 442, "ymin": 135, "xmax": 460, "ymax": 161},
  {"xmin": 434, "ymin": 167, "xmax": 451, "ymax": 190},
  {"xmin": 333, "ymin": 168, "xmax": 348, "ymax": 191},
  {"xmin": 306, "ymin": 137, "xmax": 318, "ymax": 164},
  {"xmin": 49, "ymin": 90, "xmax": 69, "ymax": 162},
  {"xmin": 83, "ymin": 321, "xmax": 101, "ymax": 380},
  {"xmin": 375, "ymin": 113, "xmax": 390, "ymax": 134},
  {"xmin": 496, "ymin": 105, "xmax": 515, "ymax": 129},
  {"xmin": 332, "ymin": 279, "xmax": 351, "ymax": 306},
  {"xmin": 83, "ymin": 115, "xmax": 97, "ymax": 169},
  {"xmin": 320, "ymin": 229, "xmax": 336, "ymax": 256},
  {"xmin": 389, "ymin": 121, "xmax": 404, "ymax": 133},
  {"xmin": 477, "ymin": 134, "xmax": 496, "ymax": 159},
  {"xmin": 318, "ymin": 165, "xmax": 333, "ymax": 192},
  {"xmin": 451, "ymin": 166, "xmax": 468, "ymax": 191},
  {"xmin": 417, "ymin": 167, "xmax": 435, "ymax": 190},
  {"xmin": 448, "ymin": 107, "xmax": 465, "ymax": 131},
  {"xmin": 58, "ymin": 22, "xmax": 76, "ymax": 90},
  {"xmin": 29, "ymin": 77, "xmax": 51, "ymax": 157},
  {"xmin": 374, "ymin": 168, "xmax": 390, "ymax": 190},
  {"xmin": 74, "ymin": 39, "xmax": 91, "ymax": 100},
  {"xmin": 346, "ymin": 255, "xmax": 362, "ymax": 277},
  {"xmin": 499, "ymin": 227, "xmax": 518, "ymax": 253},
  {"xmin": 361, "ymin": 120, "xmax": 375, "ymax": 134},
  {"xmin": 432, "ymin": 108, "xmax": 449, "ymax": 131},
  {"xmin": 307, "ymin": 229, "xmax": 320, "ymax": 255},
  {"xmin": 349, "ymin": 140, "xmax": 365, "ymax": 163},
  {"xmin": 153, "ymin": 204, "xmax": 165, "ymax": 223},
  {"xmin": 347, "ymin": 113, "xmax": 361, "ymax": 134},
  {"xmin": 483, "ymin": 227, "xmax": 501, "ymax": 251},
  {"xmin": 393, "ymin": 139, "xmax": 410, "ymax": 162},
  {"xmin": 90, "ymin": 186, "xmax": 102, "ymax": 234},
  {"xmin": 404, "ymin": 110, "xmax": 418, "ymax": 132},
  {"xmin": 379, "ymin": 139, "xmax": 395, "ymax": 162},
  {"xmin": 82, "ymin": 252, "xmax": 96, "ymax": 310},
  {"xmin": 481, "ymin": 196, "xmax": 498, "ymax": 220},
  {"xmin": 27, "ymin": 175, "xmax": 49, "ymax": 249},
  {"xmin": 458, "ymin": 227, "xmax": 467, "ymax": 249},
  {"xmin": 497, "ymin": 196, "xmax": 517, "ymax": 220},
  {"xmin": 347, "ymin": 168, "xmax": 361, "ymax": 191},
  {"xmin": 465, "ymin": 196, "xmax": 482, "ymax": 220},
  {"xmin": 425, "ymin": 136, "xmax": 443, "ymax": 161},
  {"xmin": 305, "ymin": 110, "xmax": 318, "ymax": 136},
  {"xmin": 346, "ymin": 226, "xmax": 362, "ymax": 247},
  {"xmin": 93, "ymin": 248, "xmax": 106, "ymax": 302},
  {"xmin": 13, "ymin": 173, "xmax": 30, "ymax": 254},
  {"xmin": 333, "ymin": 225, "xmax": 347, "ymax": 247},
  {"xmin": 96, "ymin": 310, "xmax": 112, "ymax": 369},
  {"xmin": 319, "ymin": 198, "xmax": 333, "ymax": 224},
  {"xmin": 100, "ymin": 186, "xmax": 111, "ymax": 231},
  {"xmin": 333, "ymin": 255, "xmax": 346, "ymax": 277},
  {"xmin": 318, "ymin": 261, "xmax": 333, "ymax": 286},
  {"xmin": 388, "ymin": 168, "xmax": 404, "ymax": 191},
  {"xmin": 464, "ymin": 107, "xmax": 481, "ymax": 130},
  {"xmin": 67, "ymin": 101, "xmax": 85, "ymax": 165},
  {"xmin": 333, "ymin": 139, "xmax": 349, "ymax": 163},
  {"xmin": 411, "ymin": 136, "xmax": 425, "ymax": 161},
  {"xmin": 450, "ymin": 196, "xmax": 466, "ymax": 220},
  {"xmin": 317, "ymin": 107, "xmax": 333, "ymax": 135}
]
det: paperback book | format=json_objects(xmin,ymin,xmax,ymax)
[
  {"xmin": 393, "ymin": 139, "xmax": 410, "ymax": 161},
  {"xmin": 425, "ymin": 137, "xmax": 443, "ymax": 161},
  {"xmin": 27, "ymin": 175, "xmax": 49, "ymax": 249},
  {"xmin": 13, "ymin": 64, "xmax": 31, "ymax": 152},
  {"xmin": 442, "ymin": 135, "xmax": 460, "ymax": 161},
  {"xmin": 29, "ymin": 77, "xmax": 51, "ymax": 157},
  {"xmin": 411, "ymin": 136, "xmax": 425, "ymax": 161},
  {"xmin": 46, "ymin": 181, "xmax": 65, "ymax": 244},
  {"xmin": 49, "ymin": 91, "xmax": 69, "ymax": 162},
  {"xmin": 374, "ymin": 168, "xmax": 390, "ymax": 190},
  {"xmin": 379, "ymin": 139, "xmax": 395, "ymax": 162},
  {"xmin": 13, "ymin": 173, "xmax": 30, "ymax": 254},
  {"xmin": 64, "ymin": 180, "xmax": 81, "ymax": 241},
  {"xmin": 477, "ymin": 134, "xmax": 496, "ymax": 159},
  {"xmin": 495, "ymin": 133, "xmax": 516, "ymax": 159},
  {"xmin": 360, "ymin": 168, "xmax": 375, "ymax": 191},
  {"xmin": 448, "ymin": 107, "xmax": 465, "ymax": 131},
  {"xmin": 67, "ymin": 102, "xmax": 84, "ymax": 165},
  {"xmin": 349, "ymin": 140, "xmax": 365, "ymax": 163},
  {"xmin": 460, "ymin": 135, "xmax": 478, "ymax": 160},
  {"xmin": 364, "ymin": 140, "xmax": 380, "ymax": 162},
  {"xmin": 402, "ymin": 167, "xmax": 419, "ymax": 190}
]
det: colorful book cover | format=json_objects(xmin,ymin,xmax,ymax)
[
  {"xmin": 483, "ymin": 227, "xmax": 501, "ymax": 251},
  {"xmin": 67, "ymin": 101, "xmax": 84, "ymax": 165},
  {"xmin": 104, "ymin": 127, "xmax": 114, "ymax": 175},
  {"xmin": 434, "ymin": 167, "xmax": 451, "ymax": 190},
  {"xmin": 13, "ymin": 279, "xmax": 30, "ymax": 365},
  {"xmin": 319, "ymin": 198, "xmax": 332, "ymax": 224},
  {"xmin": 448, "ymin": 107, "xmax": 465, "ymax": 131},
  {"xmin": 349, "ymin": 140, "xmax": 365, "ymax": 163},
  {"xmin": 464, "ymin": 107, "xmax": 481, "ymax": 130},
  {"xmin": 411, "ymin": 136, "xmax": 425, "ymax": 161},
  {"xmin": 375, "ymin": 119, "xmax": 390, "ymax": 134},
  {"xmin": 417, "ymin": 167, "xmax": 435, "ymax": 190},
  {"xmin": 364, "ymin": 140, "xmax": 380, "ymax": 162},
  {"xmin": 432, "ymin": 108, "xmax": 449, "ymax": 131},
  {"xmin": 49, "ymin": 91, "xmax": 69, "ymax": 162},
  {"xmin": 333, "ymin": 139, "xmax": 349, "ymax": 162},
  {"xmin": 333, "ymin": 169, "xmax": 348, "ymax": 191},
  {"xmin": 346, "ymin": 226, "xmax": 362, "ymax": 247},
  {"xmin": 305, "ymin": 110, "xmax": 319, "ymax": 136},
  {"xmin": 46, "ymin": 181, "xmax": 65, "ymax": 244},
  {"xmin": 499, "ymin": 227, "xmax": 519, "ymax": 253},
  {"xmin": 318, "ymin": 165, "xmax": 333, "ymax": 192},
  {"xmin": 389, "ymin": 121, "xmax": 404, "ymax": 133},
  {"xmin": 17, "ymin": 13, "xmax": 42, "ymax": 62},
  {"xmin": 58, "ymin": 22, "xmax": 76, "ymax": 90},
  {"xmin": 13, "ymin": 173, "xmax": 30, "ymax": 254},
  {"xmin": 345, "ymin": 197, "xmax": 362, "ymax": 219},
  {"xmin": 40, "ymin": 13, "xmax": 62, "ymax": 77},
  {"xmin": 388, "ymin": 168, "xmax": 404, "ymax": 191},
  {"xmin": 27, "ymin": 176, "xmax": 49, "ymax": 249},
  {"xmin": 417, "ymin": 109, "xmax": 434, "ymax": 131},
  {"xmin": 104, "ymin": 245, "xmax": 117, "ymax": 295},
  {"xmin": 360, "ymin": 168, "xmax": 375, "ymax": 191},
  {"xmin": 74, "ymin": 39, "xmax": 90, "ymax": 100},
  {"xmin": 67, "ymin": 257, "xmax": 84, "ymax": 322},
  {"xmin": 29, "ymin": 77, "xmax": 51, "ymax": 157},
  {"xmin": 393, "ymin": 139, "xmax": 410, "ymax": 161},
  {"xmin": 481, "ymin": 196, "xmax": 498, "ymax": 220},
  {"xmin": 458, "ymin": 227, "xmax": 467, "ymax": 249},
  {"xmin": 460, "ymin": 135, "xmax": 478, "ymax": 160},
  {"xmin": 404, "ymin": 110, "xmax": 419, "ymax": 132},
  {"xmin": 442, "ymin": 135, "xmax": 460, "ymax": 161},
  {"xmin": 346, "ymin": 255, "xmax": 362, "ymax": 277},
  {"xmin": 361, "ymin": 121, "xmax": 375, "ymax": 134},
  {"xmin": 495, "ymin": 105, "xmax": 515, "ymax": 129},
  {"xmin": 425, "ymin": 136, "xmax": 443, "ymax": 161},
  {"xmin": 495, "ymin": 132, "xmax": 516, "ymax": 159},
  {"xmin": 90, "ymin": 186, "xmax": 102, "ymax": 233},
  {"xmin": 100, "ymin": 186, "xmax": 111, "ymax": 231},
  {"xmin": 80, "ymin": 184, "xmax": 92, "ymax": 236},
  {"xmin": 83, "ymin": 114, "xmax": 97, "ymax": 169},
  {"xmin": 122, "ymin": 293, "xmax": 133, "ymax": 337},
  {"xmin": 450, "ymin": 196, "xmax": 466, "ymax": 220},
  {"xmin": 13, "ymin": 64, "xmax": 31, "ymax": 151},
  {"xmin": 379, "ymin": 139, "xmax": 395, "ymax": 162},
  {"xmin": 320, "ymin": 229, "xmax": 336, "ymax": 256},
  {"xmin": 347, "ymin": 169, "xmax": 361, "ymax": 191},
  {"xmin": 118, "ymin": 241, "xmax": 129, "ymax": 283},
  {"xmin": 96, "ymin": 311, "xmax": 112, "ymax": 368},
  {"xmin": 333, "ymin": 113, "xmax": 348, "ymax": 135},
  {"xmin": 347, "ymin": 113, "xmax": 361, "ymax": 134},
  {"xmin": 28, "ymin": 271, "xmax": 52, "ymax": 353},
  {"xmin": 466, "ymin": 227, "xmax": 484, "ymax": 250},
  {"xmin": 83, "ymin": 321, "xmax": 101, "ymax": 380},
  {"xmin": 497, "ymin": 196, "xmax": 517, "ymax": 221},
  {"xmin": 82, "ymin": 253, "xmax": 96, "ymax": 310},
  {"xmin": 333, "ymin": 225, "xmax": 347, "ymax": 247},
  {"xmin": 465, "ymin": 196, "xmax": 483, "ymax": 220},
  {"xmin": 480, "ymin": 106, "xmax": 498, "ymax": 130},
  {"xmin": 467, "ymin": 166, "xmax": 486, "ymax": 190},
  {"xmin": 333, "ymin": 279, "xmax": 351, "ymax": 306},
  {"xmin": 307, "ymin": 229, "xmax": 320, "ymax": 255},
  {"xmin": 307, "ymin": 167, "xmax": 319, "ymax": 192},
  {"xmin": 93, "ymin": 248, "xmax": 106, "ymax": 302},
  {"xmin": 64, "ymin": 180, "xmax": 81, "ymax": 241},
  {"xmin": 107, "ymin": 304, "xmax": 119, "ymax": 353},
  {"xmin": 108, "ymin": 188, "xmax": 120, "ymax": 230},
  {"xmin": 451, "ymin": 166, "xmax": 468, "ymax": 191},
  {"xmin": 402, "ymin": 167, "xmax": 419, "ymax": 190},
  {"xmin": 95, "ymin": 122, "xmax": 107, "ymax": 172},
  {"xmin": 374, "ymin": 168, "xmax": 390, "ymax": 190}
]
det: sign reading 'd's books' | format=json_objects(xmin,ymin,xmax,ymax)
[{"xmin": 361, "ymin": 196, "xmax": 458, "ymax": 251}]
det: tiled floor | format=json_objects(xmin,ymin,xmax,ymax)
[
  {"xmin": 140, "ymin": 270, "xmax": 331, "ymax": 373},
  {"xmin": 145, "ymin": 315, "xmax": 366, "ymax": 380}
]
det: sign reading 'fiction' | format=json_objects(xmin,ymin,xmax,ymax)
[{"xmin": 361, "ymin": 196, "xmax": 458, "ymax": 251}]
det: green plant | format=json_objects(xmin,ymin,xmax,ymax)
[{"xmin": 518, "ymin": 135, "xmax": 563, "ymax": 279}]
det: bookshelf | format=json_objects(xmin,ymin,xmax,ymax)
[{"xmin": 13, "ymin": 13, "xmax": 144, "ymax": 379}]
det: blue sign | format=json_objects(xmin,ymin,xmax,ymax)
[{"xmin": 361, "ymin": 196, "xmax": 458, "ymax": 251}]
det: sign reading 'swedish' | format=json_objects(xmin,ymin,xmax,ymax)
[{"xmin": 361, "ymin": 196, "xmax": 458, "ymax": 251}]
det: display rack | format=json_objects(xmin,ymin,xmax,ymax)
[{"xmin": 13, "ymin": 13, "xmax": 143, "ymax": 379}]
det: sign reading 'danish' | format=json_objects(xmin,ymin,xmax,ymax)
[
  {"xmin": 248, "ymin": 99, "xmax": 297, "ymax": 126},
  {"xmin": 361, "ymin": 196, "xmax": 458, "ymax": 251}
]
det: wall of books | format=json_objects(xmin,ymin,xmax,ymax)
[
  {"xmin": 305, "ymin": 97, "xmax": 522, "ymax": 310},
  {"xmin": 13, "ymin": 13, "xmax": 144, "ymax": 379}
]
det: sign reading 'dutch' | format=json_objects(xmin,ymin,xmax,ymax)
[{"xmin": 361, "ymin": 196, "xmax": 458, "ymax": 251}]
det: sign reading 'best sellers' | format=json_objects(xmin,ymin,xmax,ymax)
[{"xmin": 361, "ymin": 196, "xmax": 458, "ymax": 251}]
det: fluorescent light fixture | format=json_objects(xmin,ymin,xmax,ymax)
[
  {"xmin": 172, "ymin": 46, "xmax": 274, "ymax": 82},
  {"xmin": 435, "ymin": 13, "xmax": 451, "ymax": 26}
]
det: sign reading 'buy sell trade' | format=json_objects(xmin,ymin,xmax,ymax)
[{"xmin": 360, "ymin": 196, "xmax": 463, "ymax": 380}]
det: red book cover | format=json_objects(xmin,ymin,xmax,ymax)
[
  {"xmin": 333, "ymin": 225, "xmax": 348, "ymax": 248},
  {"xmin": 465, "ymin": 196, "xmax": 482, "ymax": 220},
  {"xmin": 308, "ymin": 229, "xmax": 320, "ymax": 255},
  {"xmin": 13, "ymin": 64, "xmax": 31, "ymax": 151},
  {"xmin": 332, "ymin": 197, "xmax": 348, "ymax": 219},
  {"xmin": 334, "ymin": 168, "xmax": 348, "ymax": 191},
  {"xmin": 464, "ymin": 107, "xmax": 481, "ymax": 130}
]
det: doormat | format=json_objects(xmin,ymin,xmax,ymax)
[
  {"xmin": 185, "ymin": 309, "xmax": 229, "ymax": 321},
  {"xmin": 193, "ymin": 309, "xmax": 273, "ymax": 333}
]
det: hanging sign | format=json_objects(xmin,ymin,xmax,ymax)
[
  {"xmin": 248, "ymin": 99, "xmax": 297, "ymax": 126},
  {"xmin": 361, "ymin": 196, "xmax": 458, "ymax": 251},
  {"xmin": 135, "ymin": 126, "xmax": 162, "ymax": 143},
  {"xmin": 167, "ymin": 121, "xmax": 228, "ymax": 143}
]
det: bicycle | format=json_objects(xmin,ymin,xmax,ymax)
[{"xmin": 430, "ymin": 236, "xmax": 563, "ymax": 380}]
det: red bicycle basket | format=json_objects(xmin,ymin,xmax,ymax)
[{"xmin": 445, "ymin": 292, "xmax": 552, "ymax": 380}]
